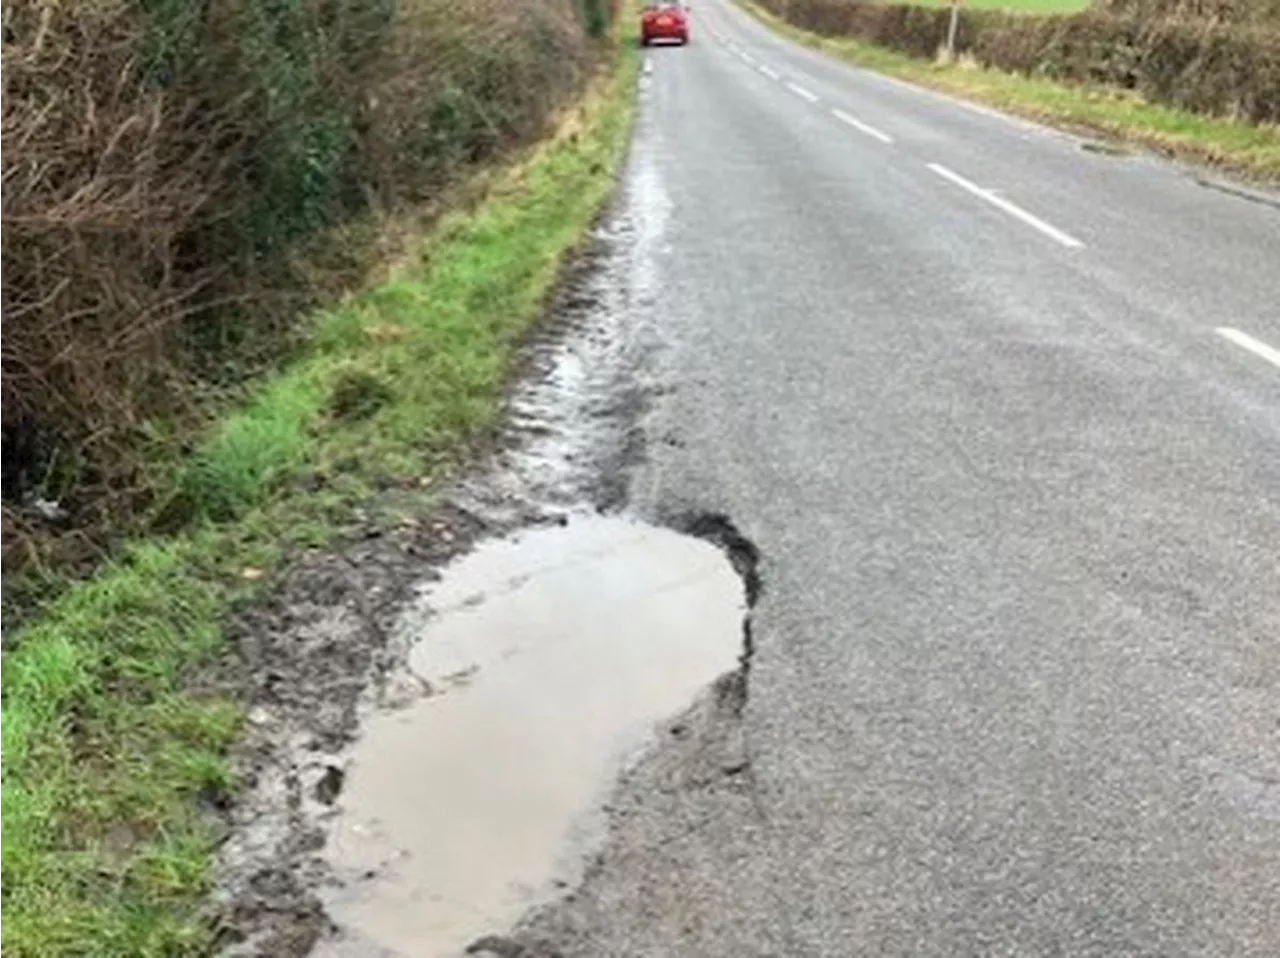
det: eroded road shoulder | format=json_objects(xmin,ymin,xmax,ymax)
[
  {"xmin": 316, "ymin": 515, "xmax": 752, "ymax": 957},
  {"xmin": 210, "ymin": 97, "xmax": 751, "ymax": 957}
]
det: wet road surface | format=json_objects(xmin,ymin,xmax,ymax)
[
  {"xmin": 529, "ymin": 1, "xmax": 1280, "ymax": 954},
  {"xmin": 312, "ymin": 1, "xmax": 1280, "ymax": 955}
]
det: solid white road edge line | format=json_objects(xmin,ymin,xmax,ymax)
[
  {"xmin": 831, "ymin": 108, "xmax": 893, "ymax": 144},
  {"xmin": 1216, "ymin": 327, "xmax": 1280, "ymax": 371},
  {"xmin": 927, "ymin": 162, "xmax": 1084, "ymax": 249},
  {"xmin": 759, "ymin": 65, "xmax": 781, "ymax": 80},
  {"xmin": 786, "ymin": 81, "xmax": 819, "ymax": 103}
]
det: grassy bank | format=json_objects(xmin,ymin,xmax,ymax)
[
  {"xmin": 0, "ymin": 28, "xmax": 639, "ymax": 957},
  {"xmin": 899, "ymin": 0, "xmax": 1087, "ymax": 9},
  {"xmin": 742, "ymin": 1, "xmax": 1280, "ymax": 179},
  {"xmin": 3, "ymin": 0, "xmax": 597, "ymax": 588}
]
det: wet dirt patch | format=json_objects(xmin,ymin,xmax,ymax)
[
  {"xmin": 313, "ymin": 515, "xmax": 748, "ymax": 958},
  {"xmin": 210, "ymin": 108, "xmax": 680, "ymax": 957},
  {"xmin": 208, "ymin": 505, "xmax": 495, "ymax": 957},
  {"xmin": 453, "ymin": 140, "xmax": 670, "ymax": 522}
]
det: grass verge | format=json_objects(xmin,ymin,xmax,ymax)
[
  {"xmin": 891, "ymin": 0, "xmax": 1087, "ymax": 9},
  {"xmin": 0, "ymin": 30, "xmax": 639, "ymax": 958},
  {"xmin": 741, "ymin": 1, "xmax": 1280, "ymax": 180}
]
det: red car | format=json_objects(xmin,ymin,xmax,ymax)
[{"xmin": 641, "ymin": 1, "xmax": 690, "ymax": 46}]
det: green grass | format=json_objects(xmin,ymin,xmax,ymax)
[
  {"xmin": 1, "ymin": 30, "xmax": 639, "ymax": 957},
  {"xmin": 742, "ymin": 1, "xmax": 1280, "ymax": 179}
]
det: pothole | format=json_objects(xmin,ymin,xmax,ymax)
[{"xmin": 313, "ymin": 514, "xmax": 751, "ymax": 958}]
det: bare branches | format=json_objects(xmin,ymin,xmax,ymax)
[{"xmin": 2, "ymin": 0, "xmax": 598, "ymax": 573}]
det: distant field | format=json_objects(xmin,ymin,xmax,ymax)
[{"xmin": 898, "ymin": 0, "xmax": 1090, "ymax": 11}]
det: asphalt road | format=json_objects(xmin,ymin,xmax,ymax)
[{"xmin": 521, "ymin": 2, "xmax": 1280, "ymax": 954}]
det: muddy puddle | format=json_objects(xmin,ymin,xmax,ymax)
[
  {"xmin": 211, "ymin": 107, "xmax": 687, "ymax": 956},
  {"xmin": 313, "ymin": 515, "xmax": 746, "ymax": 957}
]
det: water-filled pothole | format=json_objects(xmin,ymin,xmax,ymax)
[{"xmin": 314, "ymin": 515, "xmax": 748, "ymax": 958}]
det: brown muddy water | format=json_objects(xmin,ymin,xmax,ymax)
[{"xmin": 313, "ymin": 515, "xmax": 746, "ymax": 957}]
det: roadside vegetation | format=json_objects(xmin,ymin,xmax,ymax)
[
  {"xmin": 1, "ymin": 3, "xmax": 638, "ymax": 954},
  {"xmin": 745, "ymin": 0, "xmax": 1280, "ymax": 178},
  {"xmin": 1, "ymin": 0, "xmax": 612, "ymax": 598},
  {"xmin": 897, "ymin": 0, "xmax": 1089, "ymax": 10}
]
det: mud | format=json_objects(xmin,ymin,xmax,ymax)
[
  {"xmin": 453, "ymin": 111, "xmax": 670, "ymax": 521},
  {"xmin": 209, "ymin": 505, "xmax": 493, "ymax": 956},
  {"xmin": 208, "ymin": 111, "xmax": 736, "ymax": 957},
  {"xmin": 313, "ymin": 516, "xmax": 746, "ymax": 957}
]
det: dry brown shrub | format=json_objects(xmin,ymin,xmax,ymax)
[
  {"xmin": 356, "ymin": 0, "xmax": 587, "ymax": 207},
  {"xmin": 760, "ymin": 0, "xmax": 1280, "ymax": 122},
  {"xmin": 2, "ymin": 0, "xmax": 596, "ymax": 578},
  {"xmin": 3, "ymin": 0, "xmax": 228, "ymax": 475},
  {"xmin": 1098, "ymin": 0, "xmax": 1280, "ymax": 26}
]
